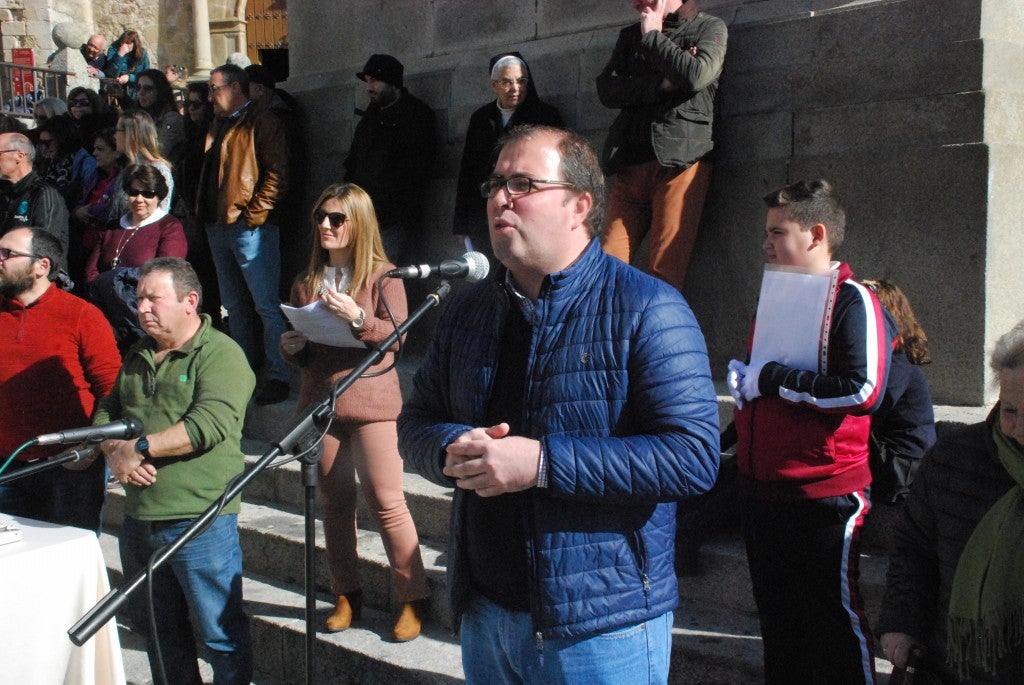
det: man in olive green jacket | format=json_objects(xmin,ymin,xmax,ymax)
[
  {"xmin": 597, "ymin": 0, "xmax": 727, "ymax": 291},
  {"xmin": 97, "ymin": 257, "xmax": 256, "ymax": 685}
]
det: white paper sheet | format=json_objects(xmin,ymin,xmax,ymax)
[
  {"xmin": 750, "ymin": 265, "xmax": 838, "ymax": 372},
  {"xmin": 280, "ymin": 301, "xmax": 364, "ymax": 348}
]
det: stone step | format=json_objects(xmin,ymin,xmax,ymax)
[
  {"xmin": 103, "ymin": 487, "xmax": 455, "ymax": 631},
  {"xmin": 97, "ymin": 532, "xmax": 463, "ymax": 685},
  {"xmin": 239, "ymin": 444, "xmax": 453, "ymax": 544},
  {"xmin": 99, "ymin": 523, "xmax": 895, "ymax": 684}
]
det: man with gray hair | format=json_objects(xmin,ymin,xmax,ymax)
[
  {"xmin": 82, "ymin": 34, "xmax": 107, "ymax": 77},
  {"xmin": 0, "ymin": 132, "xmax": 70, "ymax": 255},
  {"xmin": 197, "ymin": 63, "xmax": 292, "ymax": 404}
]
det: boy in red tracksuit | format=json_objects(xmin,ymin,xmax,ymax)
[{"xmin": 727, "ymin": 179, "xmax": 893, "ymax": 684}]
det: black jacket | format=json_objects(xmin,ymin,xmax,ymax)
[
  {"xmin": 452, "ymin": 54, "xmax": 564, "ymax": 240},
  {"xmin": 878, "ymin": 408, "xmax": 1022, "ymax": 682},
  {"xmin": 344, "ymin": 90, "xmax": 436, "ymax": 236},
  {"xmin": 0, "ymin": 170, "xmax": 70, "ymax": 255}
]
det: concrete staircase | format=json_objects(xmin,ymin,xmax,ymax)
[{"xmin": 98, "ymin": 381, "xmax": 990, "ymax": 684}]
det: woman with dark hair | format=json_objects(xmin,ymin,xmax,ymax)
[
  {"xmin": 280, "ymin": 183, "xmax": 429, "ymax": 642},
  {"xmin": 36, "ymin": 115, "xmax": 97, "ymax": 210},
  {"xmin": 175, "ymin": 81, "xmax": 221, "ymax": 325},
  {"xmin": 452, "ymin": 52, "xmax": 564, "ymax": 259},
  {"xmin": 104, "ymin": 30, "xmax": 151, "ymax": 101},
  {"xmin": 71, "ymin": 128, "xmax": 125, "ymax": 285},
  {"xmin": 85, "ymin": 164, "xmax": 187, "ymax": 350},
  {"xmin": 862, "ymin": 279, "xmax": 937, "ymax": 504},
  {"xmin": 135, "ymin": 69, "xmax": 185, "ymax": 165},
  {"xmin": 78, "ymin": 111, "xmax": 174, "ymax": 229},
  {"xmin": 66, "ymin": 86, "xmax": 118, "ymax": 143}
]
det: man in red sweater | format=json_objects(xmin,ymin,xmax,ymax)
[{"xmin": 0, "ymin": 227, "xmax": 121, "ymax": 533}]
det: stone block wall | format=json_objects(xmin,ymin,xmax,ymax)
[{"xmin": 285, "ymin": 0, "xmax": 1023, "ymax": 406}]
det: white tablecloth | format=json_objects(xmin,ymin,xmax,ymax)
[{"xmin": 0, "ymin": 516, "xmax": 125, "ymax": 685}]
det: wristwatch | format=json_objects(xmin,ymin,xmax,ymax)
[
  {"xmin": 136, "ymin": 436, "xmax": 152, "ymax": 459},
  {"xmin": 350, "ymin": 307, "xmax": 365, "ymax": 330}
]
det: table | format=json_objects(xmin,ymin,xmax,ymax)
[{"xmin": 0, "ymin": 516, "xmax": 125, "ymax": 685}]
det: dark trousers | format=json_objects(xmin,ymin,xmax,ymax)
[{"xmin": 742, "ymin": 491, "xmax": 876, "ymax": 684}]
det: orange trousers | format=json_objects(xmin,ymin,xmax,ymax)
[
  {"xmin": 602, "ymin": 159, "xmax": 712, "ymax": 291},
  {"xmin": 319, "ymin": 420, "xmax": 428, "ymax": 602}
]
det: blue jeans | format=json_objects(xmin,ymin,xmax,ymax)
[
  {"xmin": 0, "ymin": 456, "xmax": 106, "ymax": 534},
  {"xmin": 206, "ymin": 221, "xmax": 289, "ymax": 382},
  {"xmin": 120, "ymin": 514, "xmax": 252, "ymax": 685},
  {"xmin": 460, "ymin": 593, "xmax": 672, "ymax": 685}
]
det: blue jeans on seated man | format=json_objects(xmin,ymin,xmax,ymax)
[
  {"xmin": 460, "ymin": 593, "xmax": 672, "ymax": 685},
  {"xmin": 0, "ymin": 456, "xmax": 106, "ymax": 534},
  {"xmin": 120, "ymin": 514, "xmax": 252, "ymax": 685},
  {"xmin": 206, "ymin": 221, "xmax": 289, "ymax": 382}
]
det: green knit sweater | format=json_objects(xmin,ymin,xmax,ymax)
[{"xmin": 95, "ymin": 315, "xmax": 256, "ymax": 519}]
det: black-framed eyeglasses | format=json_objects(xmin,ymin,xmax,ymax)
[
  {"xmin": 0, "ymin": 247, "xmax": 38, "ymax": 262},
  {"xmin": 70, "ymin": 98, "xmax": 92, "ymax": 107},
  {"xmin": 0, "ymin": 149, "xmax": 19, "ymax": 155},
  {"xmin": 314, "ymin": 209, "xmax": 348, "ymax": 228},
  {"xmin": 480, "ymin": 175, "xmax": 577, "ymax": 199},
  {"xmin": 127, "ymin": 188, "xmax": 159, "ymax": 199}
]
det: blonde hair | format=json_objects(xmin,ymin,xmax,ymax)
[
  {"xmin": 117, "ymin": 111, "xmax": 170, "ymax": 167},
  {"xmin": 300, "ymin": 183, "xmax": 389, "ymax": 299}
]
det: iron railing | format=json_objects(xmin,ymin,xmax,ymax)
[{"xmin": 0, "ymin": 61, "xmax": 74, "ymax": 120}]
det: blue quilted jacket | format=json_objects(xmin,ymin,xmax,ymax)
[{"xmin": 398, "ymin": 240, "xmax": 720, "ymax": 638}]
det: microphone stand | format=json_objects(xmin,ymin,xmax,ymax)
[
  {"xmin": 0, "ymin": 444, "xmax": 100, "ymax": 485},
  {"xmin": 69, "ymin": 281, "xmax": 452, "ymax": 685}
]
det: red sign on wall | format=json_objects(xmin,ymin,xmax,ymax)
[{"xmin": 11, "ymin": 48, "xmax": 36, "ymax": 104}]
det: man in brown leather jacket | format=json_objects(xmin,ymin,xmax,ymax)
[{"xmin": 197, "ymin": 63, "xmax": 292, "ymax": 405}]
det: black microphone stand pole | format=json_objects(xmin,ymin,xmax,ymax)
[
  {"xmin": 69, "ymin": 281, "xmax": 452, "ymax": 685},
  {"xmin": 0, "ymin": 444, "xmax": 100, "ymax": 485}
]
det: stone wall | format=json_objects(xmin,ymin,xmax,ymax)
[{"xmin": 285, "ymin": 0, "xmax": 1023, "ymax": 406}]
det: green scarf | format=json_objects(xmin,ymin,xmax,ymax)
[{"xmin": 947, "ymin": 419, "xmax": 1024, "ymax": 678}]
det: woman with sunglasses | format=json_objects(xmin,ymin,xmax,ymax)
[
  {"xmin": 175, "ymin": 82, "xmax": 221, "ymax": 326},
  {"xmin": 280, "ymin": 183, "xmax": 429, "ymax": 642},
  {"xmin": 103, "ymin": 30, "xmax": 151, "ymax": 102},
  {"xmin": 84, "ymin": 163, "xmax": 185, "ymax": 281},
  {"xmin": 35, "ymin": 115, "xmax": 97, "ymax": 210},
  {"xmin": 84, "ymin": 164, "xmax": 186, "ymax": 349},
  {"xmin": 135, "ymin": 69, "xmax": 185, "ymax": 166},
  {"xmin": 65, "ymin": 87, "xmax": 118, "ymax": 144}
]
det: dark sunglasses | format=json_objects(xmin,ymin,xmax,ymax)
[
  {"xmin": 0, "ymin": 247, "xmax": 38, "ymax": 261},
  {"xmin": 314, "ymin": 209, "xmax": 347, "ymax": 228},
  {"xmin": 127, "ymin": 188, "xmax": 159, "ymax": 199},
  {"xmin": 70, "ymin": 98, "xmax": 92, "ymax": 107}
]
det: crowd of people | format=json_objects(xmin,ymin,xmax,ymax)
[{"xmin": 0, "ymin": 2, "xmax": 1021, "ymax": 683}]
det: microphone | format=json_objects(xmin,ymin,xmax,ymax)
[
  {"xmin": 34, "ymin": 417, "xmax": 144, "ymax": 446},
  {"xmin": 386, "ymin": 252, "xmax": 490, "ymax": 283}
]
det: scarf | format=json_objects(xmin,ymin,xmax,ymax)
[{"xmin": 947, "ymin": 418, "xmax": 1024, "ymax": 678}]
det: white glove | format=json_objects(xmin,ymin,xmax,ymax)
[
  {"xmin": 740, "ymin": 361, "xmax": 765, "ymax": 403},
  {"xmin": 727, "ymin": 359, "xmax": 746, "ymax": 410}
]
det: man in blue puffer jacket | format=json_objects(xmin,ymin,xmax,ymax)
[{"xmin": 398, "ymin": 124, "xmax": 719, "ymax": 683}]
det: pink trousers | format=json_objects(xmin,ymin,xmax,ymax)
[{"xmin": 319, "ymin": 420, "xmax": 428, "ymax": 602}]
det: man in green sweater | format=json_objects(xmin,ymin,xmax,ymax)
[{"xmin": 95, "ymin": 257, "xmax": 256, "ymax": 685}]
